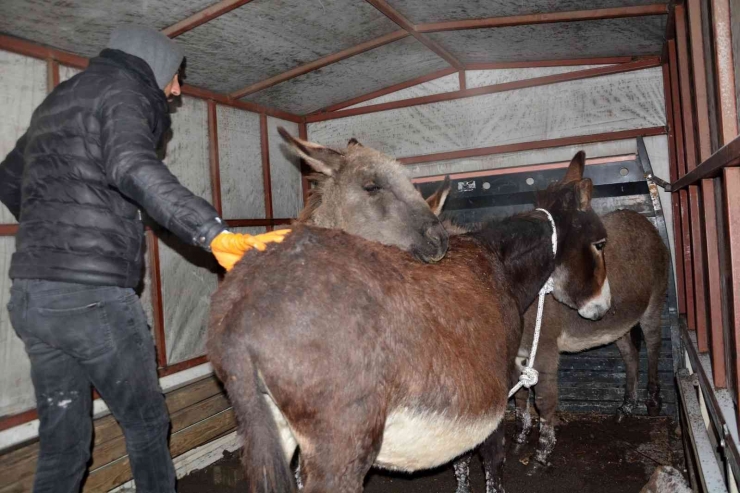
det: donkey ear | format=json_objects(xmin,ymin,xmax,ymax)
[
  {"xmin": 347, "ymin": 138, "xmax": 363, "ymax": 147},
  {"xmin": 425, "ymin": 175, "xmax": 452, "ymax": 216},
  {"xmin": 576, "ymin": 178, "xmax": 593, "ymax": 211},
  {"xmin": 561, "ymin": 151, "xmax": 586, "ymax": 184},
  {"xmin": 278, "ymin": 126, "xmax": 343, "ymax": 177}
]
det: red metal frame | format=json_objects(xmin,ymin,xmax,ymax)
[
  {"xmin": 711, "ymin": 0, "xmax": 739, "ymax": 145},
  {"xmin": 466, "ymin": 56, "xmax": 652, "ymax": 70},
  {"xmin": 207, "ymin": 101, "xmax": 223, "ymax": 216},
  {"xmin": 724, "ymin": 168, "xmax": 740, "ymax": 422},
  {"xmin": 458, "ymin": 71, "xmax": 466, "ymax": 90},
  {"xmin": 230, "ymin": 31, "xmax": 408, "ymax": 99},
  {"xmin": 416, "ymin": 4, "xmax": 668, "ymax": 32},
  {"xmin": 147, "ymin": 230, "xmax": 167, "ymax": 368},
  {"xmin": 0, "ymin": 225, "xmax": 19, "ymax": 236},
  {"xmin": 162, "ymin": 0, "xmax": 256, "ymax": 38},
  {"xmin": 365, "ymin": 0, "xmax": 464, "ymax": 70},
  {"xmin": 306, "ymin": 59, "xmax": 660, "ymax": 123},
  {"xmin": 299, "ymin": 123, "xmax": 310, "ymax": 204},
  {"xmin": 260, "ymin": 114, "xmax": 274, "ymax": 231}
]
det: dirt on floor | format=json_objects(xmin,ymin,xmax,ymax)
[{"xmin": 178, "ymin": 412, "xmax": 685, "ymax": 493}]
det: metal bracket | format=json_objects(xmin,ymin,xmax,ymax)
[{"xmin": 644, "ymin": 172, "xmax": 673, "ymax": 191}]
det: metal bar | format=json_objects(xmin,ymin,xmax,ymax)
[
  {"xmin": 676, "ymin": 369, "xmax": 730, "ymax": 493},
  {"xmin": 0, "ymin": 225, "xmax": 18, "ymax": 236},
  {"xmin": 299, "ymin": 123, "xmax": 310, "ymax": 205},
  {"xmin": 396, "ymin": 127, "xmax": 666, "ymax": 165},
  {"xmin": 365, "ymin": 0, "xmax": 464, "ymax": 70},
  {"xmin": 679, "ymin": 189, "xmax": 696, "ymax": 330},
  {"xmin": 305, "ymin": 59, "xmax": 661, "ymax": 123},
  {"xmin": 0, "ymin": 408, "xmax": 38, "ymax": 433},
  {"xmin": 0, "ymin": 34, "xmax": 88, "ymax": 68},
  {"xmin": 676, "ymin": 3, "xmax": 698, "ymax": 171},
  {"xmin": 162, "ymin": 0, "xmax": 255, "ymax": 38},
  {"xmin": 315, "ymin": 68, "xmax": 457, "ymax": 113},
  {"xmin": 260, "ymin": 114, "xmax": 273, "ymax": 231},
  {"xmin": 466, "ymin": 56, "xmax": 653, "ymax": 70},
  {"xmin": 180, "ymin": 84, "xmax": 302, "ymax": 123},
  {"xmin": 682, "ymin": 322, "xmax": 740, "ymax": 483},
  {"xmin": 672, "ymin": 134, "xmax": 740, "ymax": 190},
  {"xmin": 724, "ymin": 168, "xmax": 740, "ymax": 426},
  {"xmin": 711, "ymin": 0, "xmax": 739, "ymax": 144},
  {"xmin": 147, "ymin": 230, "xmax": 167, "ymax": 368},
  {"xmin": 207, "ymin": 101, "xmax": 222, "ymax": 217},
  {"xmin": 46, "ymin": 59, "xmax": 59, "ymax": 93},
  {"xmin": 668, "ymin": 41, "xmax": 688, "ymax": 176},
  {"xmin": 458, "ymin": 70, "xmax": 466, "ymax": 90},
  {"xmin": 230, "ymin": 31, "xmax": 408, "ymax": 99},
  {"xmin": 416, "ymin": 4, "xmax": 668, "ymax": 32},
  {"xmin": 689, "ymin": 184, "xmax": 709, "ymax": 350},
  {"xmin": 157, "ymin": 355, "xmax": 209, "ymax": 377},
  {"xmin": 703, "ymin": 178, "xmax": 727, "ymax": 386},
  {"xmin": 225, "ymin": 218, "xmax": 293, "ymax": 227},
  {"xmin": 663, "ymin": 62, "xmax": 687, "ymax": 313},
  {"xmin": 687, "ymin": 0, "xmax": 712, "ymax": 160}
]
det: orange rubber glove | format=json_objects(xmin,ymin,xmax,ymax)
[{"xmin": 210, "ymin": 229, "xmax": 291, "ymax": 271}]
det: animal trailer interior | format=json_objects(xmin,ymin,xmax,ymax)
[{"xmin": 0, "ymin": 0, "xmax": 739, "ymax": 492}]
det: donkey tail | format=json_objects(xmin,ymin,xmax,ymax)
[{"xmin": 223, "ymin": 351, "xmax": 296, "ymax": 493}]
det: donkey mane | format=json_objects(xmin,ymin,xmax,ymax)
[{"xmin": 296, "ymin": 173, "xmax": 328, "ymax": 223}]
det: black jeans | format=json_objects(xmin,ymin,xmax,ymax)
[{"xmin": 7, "ymin": 279, "xmax": 175, "ymax": 493}]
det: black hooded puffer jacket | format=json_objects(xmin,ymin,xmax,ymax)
[{"xmin": 0, "ymin": 49, "xmax": 226, "ymax": 288}]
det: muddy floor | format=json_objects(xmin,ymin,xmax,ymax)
[{"xmin": 179, "ymin": 412, "xmax": 685, "ymax": 493}]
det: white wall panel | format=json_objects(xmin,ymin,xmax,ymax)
[
  {"xmin": 267, "ymin": 117, "xmax": 302, "ymax": 219},
  {"xmin": 217, "ymin": 105, "xmax": 264, "ymax": 220},
  {"xmin": 309, "ymin": 68, "xmax": 665, "ymax": 160},
  {"xmin": 465, "ymin": 65, "xmax": 607, "ymax": 89},
  {"xmin": 59, "ymin": 64, "xmax": 82, "ymax": 82},
  {"xmin": 0, "ymin": 50, "xmax": 47, "ymax": 224},
  {"xmin": 159, "ymin": 96, "xmax": 218, "ymax": 365},
  {"xmin": 0, "ymin": 237, "xmax": 35, "ymax": 417}
]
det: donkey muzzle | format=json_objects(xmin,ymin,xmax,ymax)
[
  {"xmin": 414, "ymin": 221, "xmax": 449, "ymax": 263},
  {"xmin": 577, "ymin": 278, "xmax": 612, "ymax": 320}
]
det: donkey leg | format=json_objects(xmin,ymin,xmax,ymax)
[
  {"xmin": 614, "ymin": 331, "xmax": 640, "ymax": 423},
  {"xmin": 513, "ymin": 388, "xmax": 532, "ymax": 449},
  {"xmin": 453, "ymin": 453, "xmax": 473, "ymax": 493},
  {"xmin": 479, "ymin": 424, "xmax": 507, "ymax": 493},
  {"xmin": 641, "ymin": 306, "xmax": 664, "ymax": 416},
  {"xmin": 531, "ymin": 358, "xmax": 559, "ymax": 472}
]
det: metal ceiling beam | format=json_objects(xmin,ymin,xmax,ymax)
[
  {"xmin": 161, "ymin": 0, "xmax": 255, "ymax": 38},
  {"xmin": 415, "ymin": 4, "xmax": 668, "ymax": 33},
  {"xmin": 365, "ymin": 0, "xmax": 465, "ymax": 70},
  {"xmin": 230, "ymin": 30, "xmax": 409, "ymax": 99}
]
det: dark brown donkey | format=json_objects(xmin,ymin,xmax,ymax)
[
  {"xmin": 511, "ymin": 208, "xmax": 669, "ymax": 469},
  {"xmin": 207, "ymin": 152, "xmax": 609, "ymax": 493}
]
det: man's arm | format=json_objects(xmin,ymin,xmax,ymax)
[
  {"xmin": 100, "ymin": 85, "xmax": 225, "ymax": 249},
  {"xmin": 0, "ymin": 133, "xmax": 28, "ymax": 221}
]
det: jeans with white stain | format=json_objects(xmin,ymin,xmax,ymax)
[{"xmin": 7, "ymin": 279, "xmax": 175, "ymax": 493}]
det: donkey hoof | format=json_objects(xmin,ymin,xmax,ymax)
[
  {"xmin": 646, "ymin": 399, "xmax": 662, "ymax": 417},
  {"xmin": 614, "ymin": 408, "xmax": 630, "ymax": 423}
]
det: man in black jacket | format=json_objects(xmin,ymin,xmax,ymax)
[{"xmin": 0, "ymin": 25, "xmax": 287, "ymax": 493}]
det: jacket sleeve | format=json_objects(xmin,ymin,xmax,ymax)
[
  {"xmin": 100, "ymin": 85, "xmax": 226, "ymax": 250},
  {"xmin": 0, "ymin": 132, "xmax": 27, "ymax": 221}
]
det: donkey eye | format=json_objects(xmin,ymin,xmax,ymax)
[
  {"xmin": 593, "ymin": 240, "xmax": 606, "ymax": 251},
  {"xmin": 363, "ymin": 183, "xmax": 381, "ymax": 193}
]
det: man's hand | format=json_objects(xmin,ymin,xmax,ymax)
[{"xmin": 211, "ymin": 229, "xmax": 291, "ymax": 271}]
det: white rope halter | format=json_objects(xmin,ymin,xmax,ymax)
[{"xmin": 508, "ymin": 208, "xmax": 557, "ymax": 398}]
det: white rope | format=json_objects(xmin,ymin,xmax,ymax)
[{"xmin": 508, "ymin": 208, "xmax": 557, "ymax": 398}]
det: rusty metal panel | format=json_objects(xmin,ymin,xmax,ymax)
[
  {"xmin": 722, "ymin": 168, "xmax": 740, "ymax": 422},
  {"xmin": 703, "ymin": 178, "xmax": 727, "ymax": 387},
  {"xmin": 713, "ymin": 0, "xmax": 740, "ymax": 143},
  {"xmin": 688, "ymin": 185, "xmax": 708, "ymax": 351},
  {"xmin": 680, "ymin": 189, "xmax": 696, "ymax": 330},
  {"xmin": 425, "ymin": 16, "xmax": 666, "ymax": 64}
]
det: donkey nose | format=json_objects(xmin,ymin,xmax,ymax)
[{"xmin": 424, "ymin": 221, "xmax": 449, "ymax": 261}]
